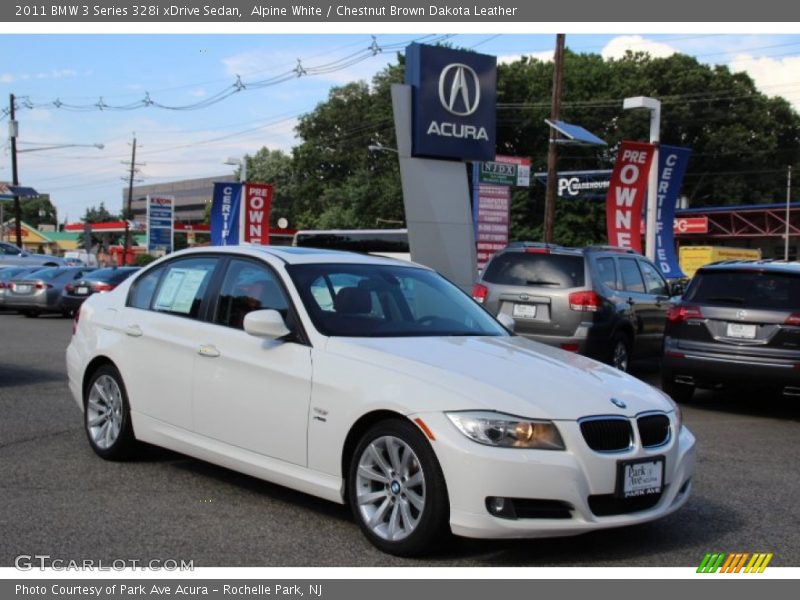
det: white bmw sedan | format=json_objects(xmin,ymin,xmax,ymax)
[{"xmin": 67, "ymin": 245, "xmax": 696, "ymax": 556}]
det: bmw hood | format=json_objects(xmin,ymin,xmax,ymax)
[{"xmin": 327, "ymin": 335, "xmax": 673, "ymax": 421}]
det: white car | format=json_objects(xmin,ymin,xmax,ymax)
[{"xmin": 67, "ymin": 245, "xmax": 696, "ymax": 556}]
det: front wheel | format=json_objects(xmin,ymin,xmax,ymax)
[
  {"xmin": 609, "ymin": 333, "xmax": 631, "ymax": 372},
  {"xmin": 84, "ymin": 364, "xmax": 139, "ymax": 460},
  {"xmin": 348, "ymin": 419, "xmax": 449, "ymax": 556}
]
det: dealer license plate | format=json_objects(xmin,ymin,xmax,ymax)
[
  {"xmin": 76, "ymin": 286, "xmax": 89, "ymax": 295},
  {"xmin": 727, "ymin": 323, "xmax": 756, "ymax": 339},
  {"xmin": 512, "ymin": 304, "xmax": 537, "ymax": 319},
  {"xmin": 616, "ymin": 457, "xmax": 664, "ymax": 498}
]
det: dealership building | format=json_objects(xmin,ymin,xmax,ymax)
[{"xmin": 123, "ymin": 175, "xmax": 232, "ymax": 225}]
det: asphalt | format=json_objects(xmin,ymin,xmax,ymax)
[{"xmin": 1, "ymin": 310, "xmax": 798, "ymax": 567}]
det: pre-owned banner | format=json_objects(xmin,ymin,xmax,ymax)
[
  {"xmin": 242, "ymin": 183, "xmax": 273, "ymax": 245},
  {"xmin": 654, "ymin": 145, "xmax": 691, "ymax": 278},
  {"xmin": 605, "ymin": 141, "xmax": 656, "ymax": 252},
  {"xmin": 211, "ymin": 182, "xmax": 242, "ymax": 246}
]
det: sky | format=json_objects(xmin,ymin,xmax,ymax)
[{"xmin": 1, "ymin": 32, "xmax": 800, "ymax": 224}]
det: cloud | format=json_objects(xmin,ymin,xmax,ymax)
[
  {"xmin": 0, "ymin": 73, "xmax": 13, "ymax": 83},
  {"xmin": 728, "ymin": 53, "xmax": 800, "ymax": 111},
  {"xmin": 601, "ymin": 35, "xmax": 678, "ymax": 60},
  {"xmin": 188, "ymin": 88, "xmax": 208, "ymax": 98}
]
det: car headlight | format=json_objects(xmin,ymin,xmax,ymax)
[
  {"xmin": 446, "ymin": 411, "xmax": 565, "ymax": 450},
  {"xmin": 658, "ymin": 390, "xmax": 682, "ymax": 431}
]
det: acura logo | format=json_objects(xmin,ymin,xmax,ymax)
[
  {"xmin": 610, "ymin": 398, "xmax": 627, "ymax": 409},
  {"xmin": 438, "ymin": 63, "xmax": 481, "ymax": 116},
  {"xmin": 737, "ymin": 310, "xmax": 748, "ymax": 320}
]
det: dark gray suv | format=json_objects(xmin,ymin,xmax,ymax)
[
  {"xmin": 473, "ymin": 244, "xmax": 679, "ymax": 371},
  {"xmin": 662, "ymin": 261, "xmax": 800, "ymax": 402}
]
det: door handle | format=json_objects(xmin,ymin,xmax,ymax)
[
  {"xmin": 198, "ymin": 344, "xmax": 220, "ymax": 358},
  {"xmin": 123, "ymin": 324, "xmax": 143, "ymax": 337},
  {"xmin": 626, "ymin": 298, "xmax": 635, "ymax": 306}
]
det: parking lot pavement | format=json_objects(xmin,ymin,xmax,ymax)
[{"xmin": 1, "ymin": 311, "xmax": 798, "ymax": 567}]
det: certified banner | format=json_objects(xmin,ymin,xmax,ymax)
[
  {"xmin": 654, "ymin": 145, "xmax": 691, "ymax": 278},
  {"xmin": 605, "ymin": 141, "xmax": 656, "ymax": 252},
  {"xmin": 211, "ymin": 182, "xmax": 242, "ymax": 246},
  {"xmin": 242, "ymin": 183, "xmax": 273, "ymax": 245},
  {"xmin": 146, "ymin": 195, "xmax": 174, "ymax": 255}
]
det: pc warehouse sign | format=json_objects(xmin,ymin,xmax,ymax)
[{"xmin": 405, "ymin": 43, "xmax": 497, "ymax": 161}]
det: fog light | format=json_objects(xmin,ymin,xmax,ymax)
[{"xmin": 486, "ymin": 497, "xmax": 516, "ymax": 519}]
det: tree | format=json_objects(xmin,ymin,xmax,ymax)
[
  {"xmin": 78, "ymin": 202, "xmax": 121, "ymax": 250},
  {"xmin": 246, "ymin": 48, "xmax": 800, "ymax": 247},
  {"xmin": 20, "ymin": 194, "xmax": 58, "ymax": 229}
]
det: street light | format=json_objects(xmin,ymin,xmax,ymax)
[
  {"xmin": 623, "ymin": 96, "xmax": 661, "ymax": 262},
  {"xmin": 17, "ymin": 142, "xmax": 104, "ymax": 153},
  {"xmin": 224, "ymin": 155, "xmax": 248, "ymax": 183},
  {"xmin": 368, "ymin": 143, "xmax": 398, "ymax": 154}
]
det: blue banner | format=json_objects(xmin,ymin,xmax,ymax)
[
  {"xmin": 655, "ymin": 145, "xmax": 692, "ymax": 279},
  {"xmin": 211, "ymin": 182, "xmax": 242, "ymax": 246}
]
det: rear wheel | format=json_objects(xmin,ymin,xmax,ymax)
[
  {"xmin": 609, "ymin": 333, "xmax": 631, "ymax": 372},
  {"xmin": 348, "ymin": 419, "xmax": 449, "ymax": 556},
  {"xmin": 84, "ymin": 364, "xmax": 139, "ymax": 460}
]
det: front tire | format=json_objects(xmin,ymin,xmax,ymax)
[
  {"xmin": 348, "ymin": 419, "xmax": 449, "ymax": 556},
  {"xmin": 609, "ymin": 333, "xmax": 631, "ymax": 372},
  {"xmin": 84, "ymin": 364, "xmax": 138, "ymax": 460}
]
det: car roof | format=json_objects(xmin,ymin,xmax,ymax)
[
  {"xmin": 698, "ymin": 260, "xmax": 800, "ymax": 274},
  {"xmin": 165, "ymin": 245, "xmax": 428, "ymax": 268}
]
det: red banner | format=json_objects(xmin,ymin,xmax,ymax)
[
  {"xmin": 674, "ymin": 216, "xmax": 708, "ymax": 234},
  {"xmin": 242, "ymin": 183, "xmax": 273, "ymax": 245},
  {"xmin": 605, "ymin": 141, "xmax": 656, "ymax": 252}
]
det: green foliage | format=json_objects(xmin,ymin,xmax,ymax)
[
  {"xmin": 134, "ymin": 253, "xmax": 157, "ymax": 266},
  {"xmin": 242, "ymin": 48, "xmax": 800, "ymax": 247},
  {"xmin": 20, "ymin": 194, "xmax": 58, "ymax": 228},
  {"xmin": 78, "ymin": 202, "xmax": 121, "ymax": 250}
]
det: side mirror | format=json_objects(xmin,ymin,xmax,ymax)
[
  {"xmin": 243, "ymin": 309, "xmax": 291, "ymax": 339},
  {"xmin": 670, "ymin": 281, "xmax": 686, "ymax": 297},
  {"xmin": 497, "ymin": 312, "xmax": 516, "ymax": 333}
]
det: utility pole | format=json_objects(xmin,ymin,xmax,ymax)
[
  {"xmin": 9, "ymin": 93, "xmax": 22, "ymax": 248},
  {"xmin": 123, "ymin": 134, "xmax": 138, "ymax": 263},
  {"xmin": 543, "ymin": 34, "xmax": 565, "ymax": 244},
  {"xmin": 786, "ymin": 165, "xmax": 793, "ymax": 262}
]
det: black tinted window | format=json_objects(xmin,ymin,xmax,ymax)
[
  {"xmin": 483, "ymin": 253, "xmax": 585, "ymax": 288},
  {"xmin": 686, "ymin": 270, "xmax": 800, "ymax": 310},
  {"xmin": 595, "ymin": 257, "xmax": 617, "ymax": 289},
  {"xmin": 619, "ymin": 258, "xmax": 646, "ymax": 293},
  {"xmin": 215, "ymin": 259, "xmax": 288, "ymax": 329},
  {"xmin": 639, "ymin": 261, "xmax": 669, "ymax": 296}
]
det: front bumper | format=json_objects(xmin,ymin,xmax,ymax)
[{"xmin": 412, "ymin": 411, "xmax": 696, "ymax": 539}]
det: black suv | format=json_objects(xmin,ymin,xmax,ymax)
[
  {"xmin": 473, "ymin": 243, "xmax": 681, "ymax": 371},
  {"xmin": 662, "ymin": 261, "xmax": 800, "ymax": 402}
]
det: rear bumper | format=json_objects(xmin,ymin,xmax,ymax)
[
  {"xmin": 516, "ymin": 328, "xmax": 614, "ymax": 362},
  {"xmin": 663, "ymin": 338, "xmax": 800, "ymax": 394},
  {"xmin": 61, "ymin": 294, "xmax": 90, "ymax": 311}
]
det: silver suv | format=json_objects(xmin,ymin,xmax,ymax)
[
  {"xmin": 0, "ymin": 241, "xmax": 65, "ymax": 267},
  {"xmin": 473, "ymin": 243, "xmax": 679, "ymax": 371}
]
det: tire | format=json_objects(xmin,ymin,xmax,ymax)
[
  {"xmin": 609, "ymin": 333, "xmax": 631, "ymax": 372},
  {"xmin": 84, "ymin": 364, "xmax": 139, "ymax": 460},
  {"xmin": 348, "ymin": 419, "xmax": 450, "ymax": 557},
  {"xmin": 23, "ymin": 311, "xmax": 39, "ymax": 318},
  {"xmin": 662, "ymin": 375, "xmax": 695, "ymax": 403}
]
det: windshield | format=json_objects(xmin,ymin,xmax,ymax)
[
  {"xmin": 687, "ymin": 269, "xmax": 800, "ymax": 310},
  {"xmin": 288, "ymin": 263, "xmax": 508, "ymax": 338}
]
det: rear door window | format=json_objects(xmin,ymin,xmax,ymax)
[
  {"xmin": 619, "ymin": 258, "xmax": 646, "ymax": 293},
  {"xmin": 483, "ymin": 253, "xmax": 585, "ymax": 288},
  {"xmin": 151, "ymin": 258, "xmax": 218, "ymax": 318},
  {"xmin": 639, "ymin": 260, "xmax": 669, "ymax": 296},
  {"xmin": 595, "ymin": 257, "xmax": 618, "ymax": 290}
]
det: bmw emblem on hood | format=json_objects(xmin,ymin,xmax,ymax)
[{"xmin": 610, "ymin": 398, "xmax": 627, "ymax": 409}]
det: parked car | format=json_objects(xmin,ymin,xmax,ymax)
[
  {"xmin": 473, "ymin": 244, "xmax": 681, "ymax": 372},
  {"xmin": 4, "ymin": 266, "xmax": 96, "ymax": 317},
  {"xmin": 60, "ymin": 267, "xmax": 140, "ymax": 315},
  {"xmin": 67, "ymin": 246, "xmax": 695, "ymax": 556},
  {"xmin": 0, "ymin": 241, "xmax": 66, "ymax": 267},
  {"xmin": 0, "ymin": 266, "xmax": 47, "ymax": 308},
  {"xmin": 662, "ymin": 260, "xmax": 800, "ymax": 402}
]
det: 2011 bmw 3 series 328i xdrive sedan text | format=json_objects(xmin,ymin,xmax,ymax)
[{"xmin": 67, "ymin": 245, "xmax": 695, "ymax": 556}]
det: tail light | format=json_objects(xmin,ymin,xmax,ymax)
[
  {"xmin": 0, "ymin": 282, "xmax": 5, "ymax": 289},
  {"xmin": 568, "ymin": 291, "xmax": 600, "ymax": 312},
  {"xmin": 667, "ymin": 305, "xmax": 704, "ymax": 323},
  {"xmin": 561, "ymin": 343, "xmax": 580, "ymax": 352},
  {"xmin": 35, "ymin": 282, "xmax": 53, "ymax": 289},
  {"xmin": 94, "ymin": 283, "xmax": 115, "ymax": 292},
  {"xmin": 65, "ymin": 283, "xmax": 74, "ymax": 293},
  {"xmin": 472, "ymin": 283, "xmax": 489, "ymax": 304},
  {"xmin": 785, "ymin": 313, "xmax": 800, "ymax": 326}
]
